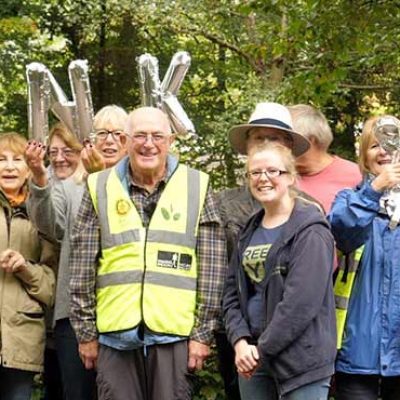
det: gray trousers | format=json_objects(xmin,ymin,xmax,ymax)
[{"xmin": 97, "ymin": 341, "xmax": 193, "ymax": 400}]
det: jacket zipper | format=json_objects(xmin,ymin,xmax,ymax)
[{"xmin": 0, "ymin": 207, "xmax": 12, "ymax": 365}]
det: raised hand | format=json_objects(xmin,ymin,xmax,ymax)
[
  {"xmin": 81, "ymin": 140, "xmax": 106, "ymax": 174},
  {"xmin": 371, "ymin": 163, "xmax": 400, "ymax": 192},
  {"xmin": 25, "ymin": 140, "xmax": 48, "ymax": 187}
]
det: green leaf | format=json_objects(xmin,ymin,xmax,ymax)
[{"xmin": 161, "ymin": 208, "xmax": 170, "ymax": 220}]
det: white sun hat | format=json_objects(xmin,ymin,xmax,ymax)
[{"xmin": 228, "ymin": 102, "xmax": 310, "ymax": 156}]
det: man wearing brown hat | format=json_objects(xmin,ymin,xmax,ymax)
[{"xmin": 215, "ymin": 102, "xmax": 316, "ymax": 400}]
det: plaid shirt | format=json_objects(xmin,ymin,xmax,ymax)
[{"xmin": 69, "ymin": 163, "xmax": 227, "ymax": 345}]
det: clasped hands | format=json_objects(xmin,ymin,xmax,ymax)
[{"xmin": 234, "ymin": 338, "xmax": 260, "ymax": 379}]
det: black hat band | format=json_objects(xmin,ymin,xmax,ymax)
[{"xmin": 250, "ymin": 118, "xmax": 292, "ymax": 130}]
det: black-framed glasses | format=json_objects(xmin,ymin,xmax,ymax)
[
  {"xmin": 247, "ymin": 168, "xmax": 288, "ymax": 180},
  {"xmin": 94, "ymin": 129, "xmax": 125, "ymax": 141},
  {"xmin": 48, "ymin": 147, "xmax": 78, "ymax": 160}
]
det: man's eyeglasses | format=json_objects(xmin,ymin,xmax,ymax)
[
  {"xmin": 131, "ymin": 133, "xmax": 170, "ymax": 144},
  {"xmin": 247, "ymin": 168, "xmax": 288, "ymax": 180},
  {"xmin": 94, "ymin": 129, "xmax": 125, "ymax": 142},
  {"xmin": 48, "ymin": 148, "xmax": 78, "ymax": 160}
]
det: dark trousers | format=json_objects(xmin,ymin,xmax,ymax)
[
  {"xmin": 214, "ymin": 331, "xmax": 241, "ymax": 400},
  {"xmin": 0, "ymin": 367, "xmax": 34, "ymax": 400},
  {"xmin": 54, "ymin": 319, "xmax": 96, "ymax": 400},
  {"xmin": 43, "ymin": 348, "xmax": 63, "ymax": 400},
  {"xmin": 97, "ymin": 341, "xmax": 193, "ymax": 400},
  {"xmin": 336, "ymin": 372, "xmax": 400, "ymax": 400}
]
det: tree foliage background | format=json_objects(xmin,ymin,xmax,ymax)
[
  {"xmin": 1, "ymin": 1, "xmax": 400, "ymax": 397},
  {"xmin": 2, "ymin": 0, "xmax": 400, "ymax": 190}
]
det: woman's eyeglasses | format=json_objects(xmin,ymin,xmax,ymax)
[
  {"xmin": 247, "ymin": 168, "xmax": 288, "ymax": 180},
  {"xmin": 48, "ymin": 148, "xmax": 78, "ymax": 160},
  {"xmin": 94, "ymin": 129, "xmax": 124, "ymax": 141}
]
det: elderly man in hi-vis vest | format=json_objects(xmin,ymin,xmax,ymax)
[{"xmin": 69, "ymin": 107, "xmax": 227, "ymax": 400}]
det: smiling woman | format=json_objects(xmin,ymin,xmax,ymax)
[
  {"xmin": 0, "ymin": 133, "xmax": 30, "ymax": 202},
  {"xmin": 91, "ymin": 105, "xmax": 128, "ymax": 169},
  {"xmin": 223, "ymin": 141, "xmax": 336, "ymax": 400},
  {"xmin": 0, "ymin": 132, "xmax": 55, "ymax": 400},
  {"xmin": 246, "ymin": 143, "xmax": 297, "ymax": 220},
  {"xmin": 329, "ymin": 115, "xmax": 400, "ymax": 400},
  {"xmin": 48, "ymin": 122, "xmax": 82, "ymax": 180}
]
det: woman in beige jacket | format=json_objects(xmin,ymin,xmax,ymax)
[{"xmin": 0, "ymin": 132, "xmax": 55, "ymax": 400}]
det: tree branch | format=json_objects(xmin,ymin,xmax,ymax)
[{"xmin": 338, "ymin": 83, "xmax": 394, "ymax": 90}]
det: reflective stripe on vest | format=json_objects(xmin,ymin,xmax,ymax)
[
  {"xmin": 334, "ymin": 245, "xmax": 364, "ymax": 349},
  {"xmin": 87, "ymin": 164, "xmax": 209, "ymax": 335}
]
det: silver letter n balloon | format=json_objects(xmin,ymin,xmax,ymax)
[
  {"xmin": 136, "ymin": 51, "xmax": 195, "ymax": 137},
  {"xmin": 26, "ymin": 60, "xmax": 94, "ymax": 143}
]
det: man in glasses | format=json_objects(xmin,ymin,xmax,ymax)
[{"xmin": 69, "ymin": 107, "xmax": 227, "ymax": 400}]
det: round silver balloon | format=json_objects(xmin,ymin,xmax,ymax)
[{"xmin": 374, "ymin": 116, "xmax": 400, "ymax": 154}]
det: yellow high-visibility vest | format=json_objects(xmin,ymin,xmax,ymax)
[
  {"xmin": 87, "ymin": 164, "xmax": 209, "ymax": 336},
  {"xmin": 334, "ymin": 246, "xmax": 364, "ymax": 349}
]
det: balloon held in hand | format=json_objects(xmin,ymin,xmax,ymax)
[
  {"xmin": 26, "ymin": 60, "xmax": 94, "ymax": 143},
  {"xmin": 374, "ymin": 116, "xmax": 400, "ymax": 229}
]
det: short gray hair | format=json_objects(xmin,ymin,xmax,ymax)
[
  {"xmin": 93, "ymin": 105, "xmax": 128, "ymax": 131},
  {"xmin": 288, "ymin": 104, "xmax": 333, "ymax": 151}
]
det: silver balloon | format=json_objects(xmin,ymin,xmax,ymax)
[
  {"xmin": 136, "ymin": 52, "xmax": 195, "ymax": 136},
  {"xmin": 374, "ymin": 116, "xmax": 400, "ymax": 155},
  {"xmin": 160, "ymin": 51, "xmax": 191, "ymax": 95},
  {"xmin": 26, "ymin": 60, "xmax": 94, "ymax": 142},
  {"xmin": 162, "ymin": 93, "xmax": 195, "ymax": 136},
  {"xmin": 69, "ymin": 60, "xmax": 94, "ymax": 141},
  {"xmin": 47, "ymin": 70, "xmax": 76, "ymax": 136},
  {"xmin": 26, "ymin": 62, "xmax": 51, "ymax": 143},
  {"xmin": 374, "ymin": 116, "xmax": 400, "ymax": 229},
  {"xmin": 137, "ymin": 54, "xmax": 162, "ymax": 108}
]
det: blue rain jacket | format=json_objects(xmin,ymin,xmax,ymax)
[{"xmin": 329, "ymin": 179, "xmax": 400, "ymax": 376}]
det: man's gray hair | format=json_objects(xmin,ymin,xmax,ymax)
[{"xmin": 288, "ymin": 104, "xmax": 333, "ymax": 151}]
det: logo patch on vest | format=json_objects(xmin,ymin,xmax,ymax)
[
  {"xmin": 157, "ymin": 251, "xmax": 192, "ymax": 271},
  {"xmin": 116, "ymin": 199, "xmax": 131, "ymax": 215},
  {"xmin": 161, "ymin": 205, "xmax": 181, "ymax": 221}
]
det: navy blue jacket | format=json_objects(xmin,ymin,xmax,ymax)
[{"xmin": 223, "ymin": 198, "xmax": 336, "ymax": 395}]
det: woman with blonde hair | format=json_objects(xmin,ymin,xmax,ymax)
[
  {"xmin": 329, "ymin": 115, "xmax": 400, "ymax": 400},
  {"xmin": 0, "ymin": 132, "xmax": 55, "ymax": 400},
  {"xmin": 223, "ymin": 142, "xmax": 336, "ymax": 399},
  {"xmin": 25, "ymin": 105, "xmax": 128, "ymax": 400},
  {"xmin": 47, "ymin": 122, "xmax": 83, "ymax": 180}
]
